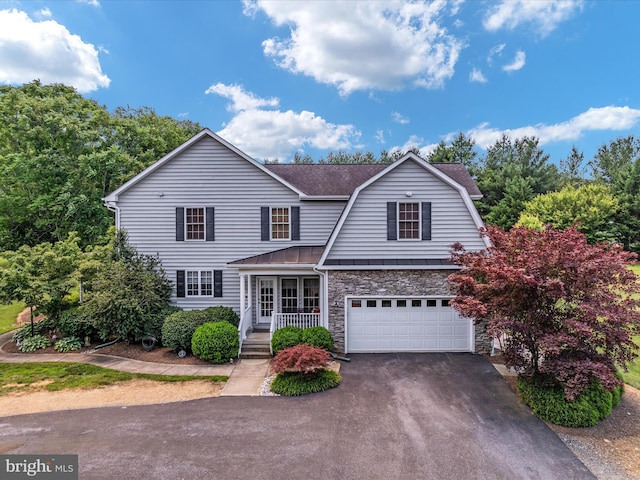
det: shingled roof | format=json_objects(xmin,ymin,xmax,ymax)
[{"xmin": 264, "ymin": 162, "xmax": 481, "ymax": 198}]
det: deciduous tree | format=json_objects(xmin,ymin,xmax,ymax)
[{"xmin": 449, "ymin": 226, "xmax": 640, "ymax": 400}]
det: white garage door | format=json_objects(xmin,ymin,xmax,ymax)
[{"xmin": 346, "ymin": 297, "xmax": 473, "ymax": 353}]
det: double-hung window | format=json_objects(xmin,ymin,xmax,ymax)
[
  {"xmin": 398, "ymin": 203, "xmax": 420, "ymax": 240},
  {"xmin": 261, "ymin": 206, "xmax": 300, "ymax": 241},
  {"xmin": 186, "ymin": 208, "xmax": 205, "ymax": 240},
  {"xmin": 387, "ymin": 201, "xmax": 431, "ymax": 241},
  {"xmin": 271, "ymin": 207, "xmax": 290, "ymax": 240},
  {"xmin": 176, "ymin": 207, "xmax": 214, "ymax": 242}
]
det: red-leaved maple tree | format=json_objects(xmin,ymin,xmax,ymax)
[{"xmin": 449, "ymin": 226, "xmax": 640, "ymax": 400}]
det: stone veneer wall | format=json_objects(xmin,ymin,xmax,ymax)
[{"xmin": 327, "ymin": 269, "xmax": 491, "ymax": 354}]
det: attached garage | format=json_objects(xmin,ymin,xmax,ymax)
[{"xmin": 345, "ymin": 297, "xmax": 474, "ymax": 353}]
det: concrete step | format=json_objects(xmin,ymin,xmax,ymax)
[{"xmin": 240, "ymin": 350, "xmax": 272, "ymax": 360}]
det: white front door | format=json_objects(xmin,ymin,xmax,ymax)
[{"xmin": 257, "ymin": 278, "xmax": 276, "ymax": 325}]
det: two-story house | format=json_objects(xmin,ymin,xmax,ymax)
[{"xmin": 103, "ymin": 128, "xmax": 491, "ymax": 354}]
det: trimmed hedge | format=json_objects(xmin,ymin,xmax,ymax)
[
  {"xmin": 517, "ymin": 375, "xmax": 624, "ymax": 427},
  {"xmin": 270, "ymin": 369, "xmax": 341, "ymax": 396},
  {"xmin": 302, "ymin": 326, "xmax": 334, "ymax": 351},
  {"xmin": 271, "ymin": 326, "xmax": 303, "ymax": 354},
  {"xmin": 203, "ymin": 306, "xmax": 239, "ymax": 327},
  {"xmin": 161, "ymin": 310, "xmax": 212, "ymax": 352},
  {"xmin": 191, "ymin": 321, "xmax": 239, "ymax": 363}
]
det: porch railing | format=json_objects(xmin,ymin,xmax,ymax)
[
  {"xmin": 269, "ymin": 313, "xmax": 322, "ymax": 354},
  {"xmin": 237, "ymin": 305, "xmax": 252, "ymax": 358}
]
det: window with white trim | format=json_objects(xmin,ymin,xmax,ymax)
[
  {"xmin": 186, "ymin": 270, "xmax": 212, "ymax": 296},
  {"xmin": 186, "ymin": 207, "xmax": 205, "ymax": 240},
  {"xmin": 271, "ymin": 207, "xmax": 290, "ymax": 240},
  {"xmin": 281, "ymin": 278, "xmax": 298, "ymax": 313},
  {"xmin": 303, "ymin": 278, "xmax": 319, "ymax": 312},
  {"xmin": 398, "ymin": 202, "xmax": 420, "ymax": 240}
]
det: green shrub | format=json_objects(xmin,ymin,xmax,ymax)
[
  {"xmin": 56, "ymin": 308, "xmax": 95, "ymax": 340},
  {"xmin": 143, "ymin": 305, "xmax": 182, "ymax": 342},
  {"xmin": 271, "ymin": 326, "xmax": 303, "ymax": 354},
  {"xmin": 517, "ymin": 375, "xmax": 622, "ymax": 427},
  {"xmin": 302, "ymin": 326, "xmax": 334, "ymax": 351},
  {"xmin": 191, "ymin": 321, "xmax": 239, "ymax": 363},
  {"xmin": 54, "ymin": 336, "xmax": 83, "ymax": 352},
  {"xmin": 12, "ymin": 317, "xmax": 55, "ymax": 342},
  {"xmin": 161, "ymin": 310, "xmax": 211, "ymax": 352},
  {"xmin": 18, "ymin": 335, "xmax": 51, "ymax": 352},
  {"xmin": 270, "ymin": 369, "xmax": 341, "ymax": 396},
  {"xmin": 203, "ymin": 306, "xmax": 240, "ymax": 327}
]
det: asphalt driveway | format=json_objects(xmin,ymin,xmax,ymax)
[{"xmin": 0, "ymin": 353, "xmax": 593, "ymax": 479}]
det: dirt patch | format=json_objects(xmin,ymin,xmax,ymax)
[
  {"xmin": 0, "ymin": 378, "xmax": 223, "ymax": 417},
  {"xmin": 14, "ymin": 307, "xmax": 46, "ymax": 325}
]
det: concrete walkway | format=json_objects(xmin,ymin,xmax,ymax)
[{"xmin": 0, "ymin": 331, "xmax": 269, "ymax": 396}]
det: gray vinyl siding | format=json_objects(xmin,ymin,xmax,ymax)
[
  {"xmin": 326, "ymin": 159, "xmax": 485, "ymax": 261},
  {"xmin": 115, "ymin": 136, "xmax": 345, "ymax": 310}
]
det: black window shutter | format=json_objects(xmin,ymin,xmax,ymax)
[
  {"xmin": 261, "ymin": 206, "xmax": 270, "ymax": 241},
  {"xmin": 176, "ymin": 207, "xmax": 185, "ymax": 241},
  {"xmin": 291, "ymin": 206, "xmax": 300, "ymax": 241},
  {"xmin": 206, "ymin": 207, "xmax": 215, "ymax": 241},
  {"xmin": 387, "ymin": 202, "xmax": 397, "ymax": 240},
  {"xmin": 176, "ymin": 270, "xmax": 185, "ymax": 297},
  {"xmin": 422, "ymin": 202, "xmax": 432, "ymax": 241},
  {"xmin": 214, "ymin": 270, "xmax": 223, "ymax": 297}
]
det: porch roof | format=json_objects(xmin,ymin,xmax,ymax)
[{"xmin": 228, "ymin": 246, "xmax": 326, "ymax": 267}]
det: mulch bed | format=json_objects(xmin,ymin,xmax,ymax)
[{"xmin": 1, "ymin": 337, "xmax": 211, "ymax": 366}]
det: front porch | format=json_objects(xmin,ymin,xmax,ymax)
[{"xmin": 228, "ymin": 246, "xmax": 328, "ymax": 357}]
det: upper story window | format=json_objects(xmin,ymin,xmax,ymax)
[
  {"xmin": 387, "ymin": 201, "xmax": 431, "ymax": 241},
  {"xmin": 398, "ymin": 203, "xmax": 420, "ymax": 240},
  {"xmin": 186, "ymin": 208, "xmax": 205, "ymax": 240},
  {"xmin": 271, "ymin": 207, "xmax": 290, "ymax": 240},
  {"xmin": 261, "ymin": 206, "xmax": 300, "ymax": 242},
  {"xmin": 176, "ymin": 207, "xmax": 214, "ymax": 242}
]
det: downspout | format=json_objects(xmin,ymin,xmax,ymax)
[{"xmin": 104, "ymin": 201, "xmax": 121, "ymax": 230}]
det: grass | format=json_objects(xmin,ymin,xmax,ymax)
[
  {"xmin": 0, "ymin": 302, "xmax": 25, "ymax": 335},
  {"xmin": 621, "ymin": 264, "xmax": 640, "ymax": 389},
  {"xmin": 0, "ymin": 362, "xmax": 228, "ymax": 396}
]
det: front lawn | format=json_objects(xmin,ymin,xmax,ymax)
[
  {"xmin": 0, "ymin": 362, "xmax": 227, "ymax": 396},
  {"xmin": 0, "ymin": 302, "xmax": 25, "ymax": 334}
]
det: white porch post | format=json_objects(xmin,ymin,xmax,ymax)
[{"xmin": 240, "ymin": 273, "xmax": 246, "ymax": 313}]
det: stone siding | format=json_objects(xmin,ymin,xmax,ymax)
[{"xmin": 327, "ymin": 269, "xmax": 491, "ymax": 354}]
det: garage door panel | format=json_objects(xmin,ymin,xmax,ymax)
[{"xmin": 347, "ymin": 297, "xmax": 472, "ymax": 353}]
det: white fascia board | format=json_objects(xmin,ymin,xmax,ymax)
[
  {"xmin": 299, "ymin": 195, "xmax": 350, "ymax": 201},
  {"xmin": 102, "ymin": 128, "xmax": 305, "ymax": 204},
  {"xmin": 321, "ymin": 264, "xmax": 461, "ymax": 271},
  {"xmin": 225, "ymin": 265, "xmax": 319, "ymax": 276}
]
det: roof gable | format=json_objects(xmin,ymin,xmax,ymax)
[
  {"xmin": 317, "ymin": 153, "xmax": 490, "ymax": 267},
  {"xmin": 103, "ymin": 128, "xmax": 305, "ymax": 203}
]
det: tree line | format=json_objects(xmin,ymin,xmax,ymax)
[{"xmin": 1, "ymin": 81, "xmax": 639, "ymax": 253}]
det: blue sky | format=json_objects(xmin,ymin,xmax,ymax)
[{"xmin": 1, "ymin": 0, "xmax": 640, "ymax": 165}]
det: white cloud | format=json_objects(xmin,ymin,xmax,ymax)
[
  {"xmin": 502, "ymin": 50, "xmax": 526, "ymax": 72},
  {"xmin": 375, "ymin": 130, "xmax": 385, "ymax": 144},
  {"xmin": 36, "ymin": 8, "xmax": 52, "ymax": 18},
  {"xmin": 246, "ymin": 0, "xmax": 464, "ymax": 95},
  {"xmin": 487, "ymin": 43, "xmax": 505, "ymax": 65},
  {"xmin": 77, "ymin": 0, "xmax": 100, "ymax": 7},
  {"xmin": 205, "ymin": 83, "xmax": 360, "ymax": 161},
  {"xmin": 465, "ymin": 106, "xmax": 640, "ymax": 149},
  {"xmin": 0, "ymin": 9, "xmax": 110, "ymax": 92},
  {"xmin": 392, "ymin": 112, "xmax": 410, "ymax": 124},
  {"xmin": 469, "ymin": 68, "xmax": 487, "ymax": 83},
  {"xmin": 483, "ymin": 0, "xmax": 583, "ymax": 36},
  {"xmin": 388, "ymin": 135, "xmax": 438, "ymax": 159},
  {"xmin": 205, "ymin": 83, "xmax": 279, "ymax": 112}
]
